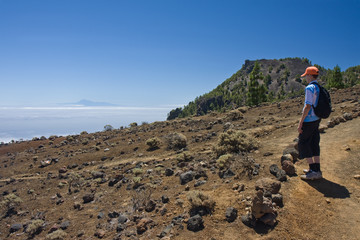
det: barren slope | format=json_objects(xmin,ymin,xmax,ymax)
[{"xmin": 0, "ymin": 86, "xmax": 359, "ymax": 240}]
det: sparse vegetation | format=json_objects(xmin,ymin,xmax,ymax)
[
  {"xmin": 176, "ymin": 151, "xmax": 194, "ymax": 163},
  {"xmin": 146, "ymin": 137, "xmax": 161, "ymax": 151},
  {"xmin": 129, "ymin": 122, "xmax": 138, "ymax": 128},
  {"xmin": 232, "ymin": 155, "xmax": 258, "ymax": 180},
  {"xmin": 0, "ymin": 59, "xmax": 359, "ymax": 240},
  {"xmin": 131, "ymin": 188, "xmax": 153, "ymax": 211},
  {"xmin": 46, "ymin": 229, "xmax": 67, "ymax": 240},
  {"xmin": 0, "ymin": 193, "xmax": 22, "ymax": 217},
  {"xmin": 216, "ymin": 154, "xmax": 234, "ymax": 169},
  {"xmin": 166, "ymin": 132, "xmax": 187, "ymax": 150},
  {"xmin": 26, "ymin": 219, "xmax": 44, "ymax": 237},
  {"xmin": 68, "ymin": 173, "xmax": 85, "ymax": 193},
  {"xmin": 132, "ymin": 168, "xmax": 144, "ymax": 176},
  {"xmin": 104, "ymin": 124, "xmax": 114, "ymax": 131},
  {"xmin": 187, "ymin": 191, "xmax": 216, "ymax": 215},
  {"xmin": 213, "ymin": 130, "xmax": 259, "ymax": 157}
]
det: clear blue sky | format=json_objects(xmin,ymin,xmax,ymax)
[{"xmin": 0, "ymin": 0, "xmax": 359, "ymax": 107}]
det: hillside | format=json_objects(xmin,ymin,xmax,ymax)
[
  {"xmin": 167, "ymin": 58, "xmax": 360, "ymax": 120},
  {"xmin": 1, "ymin": 85, "xmax": 360, "ymax": 240}
]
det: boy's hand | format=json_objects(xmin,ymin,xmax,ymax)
[{"xmin": 298, "ymin": 123, "xmax": 303, "ymax": 134}]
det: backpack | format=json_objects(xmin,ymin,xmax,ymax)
[{"xmin": 311, "ymin": 82, "xmax": 332, "ymax": 119}]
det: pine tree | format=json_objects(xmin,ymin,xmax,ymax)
[
  {"xmin": 246, "ymin": 61, "xmax": 264, "ymax": 106},
  {"xmin": 259, "ymin": 84, "xmax": 268, "ymax": 102},
  {"xmin": 328, "ymin": 65, "xmax": 344, "ymax": 89}
]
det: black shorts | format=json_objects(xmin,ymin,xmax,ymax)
[{"xmin": 298, "ymin": 119, "xmax": 321, "ymax": 159}]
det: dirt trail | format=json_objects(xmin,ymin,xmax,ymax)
[{"xmin": 265, "ymin": 117, "xmax": 360, "ymax": 240}]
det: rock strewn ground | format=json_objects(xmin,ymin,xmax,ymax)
[{"xmin": 0, "ymin": 85, "xmax": 359, "ymax": 240}]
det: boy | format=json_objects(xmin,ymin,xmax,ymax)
[{"xmin": 298, "ymin": 66, "xmax": 322, "ymax": 180}]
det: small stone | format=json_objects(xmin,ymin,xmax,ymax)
[
  {"xmin": 165, "ymin": 168, "xmax": 174, "ymax": 176},
  {"xmin": 118, "ymin": 214, "xmax": 128, "ymax": 224},
  {"xmin": 136, "ymin": 218, "xmax": 153, "ymax": 234},
  {"xmin": 319, "ymin": 124, "xmax": 328, "ymax": 133},
  {"xmin": 73, "ymin": 202, "xmax": 83, "ymax": 210},
  {"xmin": 161, "ymin": 195, "xmax": 169, "ymax": 204},
  {"xmin": 272, "ymin": 194, "xmax": 284, "ymax": 207},
  {"xmin": 60, "ymin": 220, "xmax": 70, "ymax": 230},
  {"xmin": 255, "ymin": 178, "xmax": 281, "ymax": 194},
  {"xmin": 326, "ymin": 198, "xmax": 331, "ymax": 204},
  {"xmin": 281, "ymin": 154, "xmax": 293, "ymax": 163},
  {"xmin": 58, "ymin": 167, "xmax": 67, "ymax": 174},
  {"xmin": 116, "ymin": 223, "xmax": 126, "ymax": 232},
  {"xmin": 282, "ymin": 147, "xmax": 299, "ymax": 162},
  {"xmin": 180, "ymin": 171, "xmax": 194, "ymax": 185},
  {"xmin": 354, "ymin": 175, "xmax": 360, "ymax": 180},
  {"xmin": 187, "ymin": 214, "xmax": 204, "ymax": 232},
  {"xmin": 225, "ymin": 207, "xmax": 238, "ymax": 222},
  {"xmin": 158, "ymin": 224, "xmax": 173, "ymax": 238},
  {"xmin": 83, "ymin": 193, "xmax": 95, "ymax": 203},
  {"xmin": 94, "ymin": 229, "xmax": 106, "ymax": 238},
  {"xmin": 194, "ymin": 180, "xmax": 207, "ymax": 187},
  {"xmin": 342, "ymin": 145, "xmax": 351, "ymax": 151},
  {"xmin": 145, "ymin": 199, "xmax": 156, "ymax": 212},
  {"xmin": 108, "ymin": 211, "xmax": 120, "ymax": 218},
  {"xmin": 9, "ymin": 223, "xmax": 22, "ymax": 233},
  {"xmin": 48, "ymin": 224, "xmax": 60, "ymax": 233},
  {"xmin": 91, "ymin": 171, "xmax": 105, "ymax": 179},
  {"xmin": 219, "ymin": 169, "xmax": 235, "ymax": 179},
  {"xmin": 241, "ymin": 213, "xmax": 255, "ymax": 227},
  {"xmin": 263, "ymin": 152, "xmax": 273, "ymax": 157},
  {"xmin": 343, "ymin": 112, "xmax": 353, "ymax": 120},
  {"xmin": 282, "ymin": 160, "xmax": 296, "ymax": 176},
  {"xmin": 97, "ymin": 212, "xmax": 105, "ymax": 219},
  {"xmin": 260, "ymin": 213, "xmax": 277, "ymax": 226},
  {"xmin": 77, "ymin": 231, "xmax": 85, "ymax": 237},
  {"xmin": 269, "ymin": 164, "xmax": 280, "ymax": 175}
]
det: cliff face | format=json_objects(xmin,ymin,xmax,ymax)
[{"xmin": 167, "ymin": 57, "xmax": 326, "ymax": 120}]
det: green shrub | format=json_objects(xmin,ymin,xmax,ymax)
[
  {"xmin": 176, "ymin": 151, "xmax": 194, "ymax": 163},
  {"xmin": 0, "ymin": 193, "xmax": 22, "ymax": 216},
  {"xmin": 187, "ymin": 191, "xmax": 216, "ymax": 214},
  {"xmin": 129, "ymin": 122, "xmax": 138, "ymax": 128},
  {"xmin": 131, "ymin": 188, "xmax": 152, "ymax": 211},
  {"xmin": 166, "ymin": 132, "xmax": 187, "ymax": 150},
  {"xmin": 146, "ymin": 137, "xmax": 161, "ymax": 151},
  {"xmin": 225, "ymin": 109, "xmax": 244, "ymax": 121},
  {"xmin": 132, "ymin": 168, "xmax": 144, "ymax": 176},
  {"xmin": 213, "ymin": 130, "xmax": 259, "ymax": 157},
  {"xmin": 46, "ymin": 229, "xmax": 67, "ymax": 240},
  {"xmin": 216, "ymin": 154, "xmax": 234, "ymax": 169},
  {"xmin": 26, "ymin": 219, "xmax": 44, "ymax": 237},
  {"xmin": 133, "ymin": 176, "xmax": 142, "ymax": 183},
  {"xmin": 104, "ymin": 124, "xmax": 114, "ymax": 131}
]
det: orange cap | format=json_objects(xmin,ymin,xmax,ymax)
[{"xmin": 301, "ymin": 66, "xmax": 319, "ymax": 77}]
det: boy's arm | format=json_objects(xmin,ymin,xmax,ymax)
[{"xmin": 298, "ymin": 104, "xmax": 312, "ymax": 134}]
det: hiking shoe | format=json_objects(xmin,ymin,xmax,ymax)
[
  {"xmin": 300, "ymin": 171, "xmax": 322, "ymax": 180},
  {"xmin": 303, "ymin": 169, "xmax": 310, "ymax": 173}
]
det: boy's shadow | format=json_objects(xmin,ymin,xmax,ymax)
[{"xmin": 304, "ymin": 178, "xmax": 350, "ymax": 198}]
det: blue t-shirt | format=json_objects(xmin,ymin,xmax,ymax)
[{"xmin": 303, "ymin": 81, "xmax": 320, "ymax": 122}]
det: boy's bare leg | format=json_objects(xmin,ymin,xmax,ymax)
[{"xmin": 306, "ymin": 157, "xmax": 314, "ymax": 164}]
